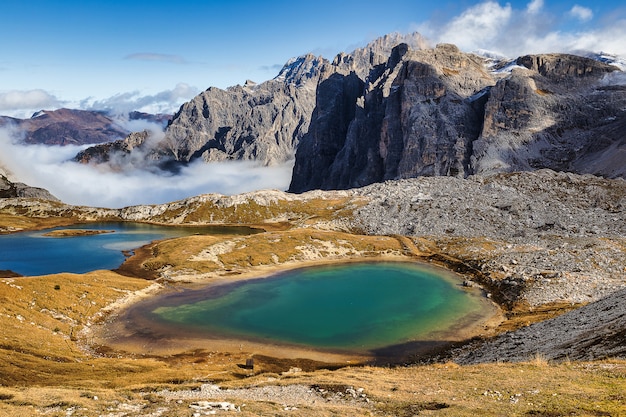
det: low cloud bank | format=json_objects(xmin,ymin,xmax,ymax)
[
  {"xmin": 81, "ymin": 82, "xmax": 200, "ymax": 116},
  {"xmin": 0, "ymin": 83, "xmax": 199, "ymax": 120},
  {"xmin": 0, "ymin": 127, "xmax": 293, "ymax": 208}
]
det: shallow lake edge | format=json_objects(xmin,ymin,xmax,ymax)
[{"xmin": 93, "ymin": 257, "xmax": 501, "ymax": 365}]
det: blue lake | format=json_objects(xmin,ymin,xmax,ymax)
[
  {"xmin": 0, "ymin": 222, "xmax": 258, "ymax": 276},
  {"xmin": 139, "ymin": 262, "xmax": 490, "ymax": 352}
]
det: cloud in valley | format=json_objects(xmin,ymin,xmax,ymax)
[
  {"xmin": 415, "ymin": 0, "xmax": 626, "ymax": 58},
  {"xmin": 0, "ymin": 127, "xmax": 293, "ymax": 208},
  {"xmin": 83, "ymin": 83, "xmax": 200, "ymax": 116}
]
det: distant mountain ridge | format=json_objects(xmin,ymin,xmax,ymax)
[{"xmin": 0, "ymin": 108, "xmax": 170, "ymax": 146}]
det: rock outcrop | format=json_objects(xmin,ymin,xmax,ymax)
[
  {"xmin": 0, "ymin": 171, "xmax": 58, "ymax": 201},
  {"xmin": 73, "ymin": 130, "xmax": 152, "ymax": 167},
  {"xmin": 289, "ymin": 46, "xmax": 625, "ymax": 192}
]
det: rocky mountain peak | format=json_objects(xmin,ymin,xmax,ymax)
[
  {"xmin": 274, "ymin": 53, "xmax": 325, "ymax": 87},
  {"xmin": 158, "ymin": 53, "xmax": 328, "ymax": 165},
  {"xmin": 330, "ymin": 31, "xmax": 429, "ymax": 79},
  {"xmin": 290, "ymin": 45, "xmax": 626, "ymax": 193}
]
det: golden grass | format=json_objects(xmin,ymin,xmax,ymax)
[
  {"xmin": 149, "ymin": 196, "xmax": 363, "ymax": 227},
  {"xmin": 0, "ymin": 212, "xmax": 624, "ymax": 415},
  {"xmin": 130, "ymin": 229, "xmax": 408, "ymax": 280},
  {"xmin": 0, "ymin": 213, "xmax": 78, "ymax": 233},
  {"xmin": 0, "ymin": 267, "xmax": 623, "ymax": 415}
]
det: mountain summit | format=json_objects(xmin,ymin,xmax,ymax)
[{"xmin": 289, "ymin": 44, "xmax": 625, "ymax": 192}]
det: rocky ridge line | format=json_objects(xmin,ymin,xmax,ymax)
[{"xmin": 289, "ymin": 44, "xmax": 625, "ymax": 192}]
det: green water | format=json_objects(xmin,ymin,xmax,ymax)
[{"xmin": 152, "ymin": 262, "xmax": 487, "ymax": 351}]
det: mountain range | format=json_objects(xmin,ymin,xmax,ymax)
[
  {"xmin": 290, "ymin": 44, "xmax": 626, "ymax": 192},
  {"xmin": 2, "ymin": 32, "xmax": 625, "ymax": 193}
]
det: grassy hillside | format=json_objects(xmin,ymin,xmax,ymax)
[{"xmin": 1, "ymin": 271, "xmax": 624, "ymax": 416}]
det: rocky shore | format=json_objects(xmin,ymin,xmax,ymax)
[
  {"xmin": 353, "ymin": 169, "xmax": 625, "ymax": 307},
  {"xmin": 451, "ymin": 287, "xmax": 626, "ymax": 364}
]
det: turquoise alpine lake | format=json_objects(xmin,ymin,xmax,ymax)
[
  {"xmin": 0, "ymin": 222, "xmax": 258, "ymax": 276},
  {"xmin": 148, "ymin": 262, "xmax": 490, "ymax": 352}
]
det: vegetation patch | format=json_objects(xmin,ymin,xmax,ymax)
[
  {"xmin": 0, "ymin": 196, "xmax": 624, "ymax": 416},
  {"xmin": 126, "ymin": 228, "xmax": 407, "ymax": 280},
  {"xmin": 42, "ymin": 229, "xmax": 115, "ymax": 237}
]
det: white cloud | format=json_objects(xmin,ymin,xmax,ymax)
[
  {"xmin": 83, "ymin": 83, "xmax": 200, "ymax": 116},
  {"xmin": 415, "ymin": 0, "xmax": 626, "ymax": 58},
  {"xmin": 420, "ymin": 2, "xmax": 513, "ymax": 51},
  {"xmin": 0, "ymin": 127, "xmax": 292, "ymax": 208},
  {"xmin": 0, "ymin": 89, "xmax": 62, "ymax": 113},
  {"xmin": 569, "ymin": 5, "xmax": 593, "ymax": 22},
  {"xmin": 526, "ymin": 0, "xmax": 544, "ymax": 14}
]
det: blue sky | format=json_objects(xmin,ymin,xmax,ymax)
[{"xmin": 1, "ymin": 0, "xmax": 625, "ymax": 118}]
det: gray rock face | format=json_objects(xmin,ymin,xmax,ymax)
[
  {"xmin": 472, "ymin": 54, "xmax": 625, "ymax": 177},
  {"xmin": 289, "ymin": 46, "xmax": 625, "ymax": 193},
  {"xmin": 290, "ymin": 43, "xmax": 495, "ymax": 192},
  {"xmin": 453, "ymin": 287, "xmax": 626, "ymax": 363},
  {"xmin": 331, "ymin": 32, "xmax": 429, "ymax": 79},
  {"xmin": 160, "ymin": 54, "xmax": 326, "ymax": 165},
  {"xmin": 0, "ymin": 172, "xmax": 58, "ymax": 201},
  {"xmin": 152, "ymin": 32, "xmax": 428, "ymax": 167}
]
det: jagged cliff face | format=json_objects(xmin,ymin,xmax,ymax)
[
  {"xmin": 290, "ymin": 43, "xmax": 495, "ymax": 192},
  {"xmin": 154, "ymin": 32, "xmax": 429, "ymax": 167},
  {"xmin": 160, "ymin": 54, "xmax": 325, "ymax": 165},
  {"xmin": 289, "ymin": 46, "xmax": 625, "ymax": 193}
]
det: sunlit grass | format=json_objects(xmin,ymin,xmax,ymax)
[{"xmin": 0, "ymin": 200, "xmax": 624, "ymax": 415}]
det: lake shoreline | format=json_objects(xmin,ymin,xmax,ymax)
[{"xmin": 90, "ymin": 255, "xmax": 501, "ymax": 366}]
